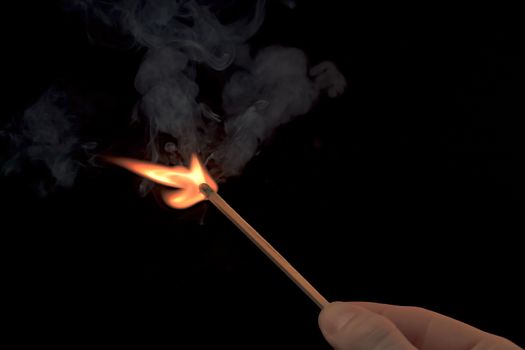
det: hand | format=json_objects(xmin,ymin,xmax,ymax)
[{"xmin": 318, "ymin": 301, "xmax": 522, "ymax": 350}]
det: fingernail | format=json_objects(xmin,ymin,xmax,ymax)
[{"xmin": 321, "ymin": 302, "xmax": 358, "ymax": 335}]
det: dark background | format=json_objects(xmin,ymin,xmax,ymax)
[{"xmin": 2, "ymin": 1, "xmax": 524, "ymax": 348}]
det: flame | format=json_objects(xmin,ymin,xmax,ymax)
[{"xmin": 107, "ymin": 154, "xmax": 218, "ymax": 209}]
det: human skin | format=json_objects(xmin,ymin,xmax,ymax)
[{"xmin": 318, "ymin": 302, "xmax": 522, "ymax": 350}]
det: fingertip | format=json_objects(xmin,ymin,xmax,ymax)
[
  {"xmin": 319, "ymin": 302, "xmax": 416, "ymax": 350},
  {"xmin": 319, "ymin": 302, "xmax": 361, "ymax": 337}
]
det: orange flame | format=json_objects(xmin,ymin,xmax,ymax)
[{"xmin": 107, "ymin": 154, "xmax": 218, "ymax": 209}]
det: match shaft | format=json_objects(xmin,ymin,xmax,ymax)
[{"xmin": 199, "ymin": 183, "xmax": 328, "ymax": 309}]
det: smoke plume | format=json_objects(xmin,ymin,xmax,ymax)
[{"xmin": 2, "ymin": 0, "xmax": 346, "ymax": 192}]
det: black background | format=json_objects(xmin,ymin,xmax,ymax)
[{"xmin": 2, "ymin": 1, "xmax": 524, "ymax": 348}]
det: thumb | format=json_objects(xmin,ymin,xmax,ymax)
[{"xmin": 319, "ymin": 302, "xmax": 416, "ymax": 350}]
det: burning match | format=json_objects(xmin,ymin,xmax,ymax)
[
  {"xmin": 107, "ymin": 154, "xmax": 328, "ymax": 308},
  {"xmin": 199, "ymin": 183, "xmax": 328, "ymax": 308}
]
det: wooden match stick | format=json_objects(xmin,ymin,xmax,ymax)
[{"xmin": 199, "ymin": 183, "xmax": 328, "ymax": 309}]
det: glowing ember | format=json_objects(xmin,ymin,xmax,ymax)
[{"xmin": 107, "ymin": 154, "xmax": 218, "ymax": 209}]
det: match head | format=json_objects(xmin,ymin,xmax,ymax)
[{"xmin": 199, "ymin": 183, "xmax": 214, "ymax": 197}]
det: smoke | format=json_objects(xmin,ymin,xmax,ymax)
[
  {"xmin": 216, "ymin": 46, "xmax": 318, "ymax": 177},
  {"xmin": 116, "ymin": 0, "xmax": 346, "ymax": 181},
  {"xmin": 1, "ymin": 88, "xmax": 95, "ymax": 195},
  {"xmin": 2, "ymin": 0, "xmax": 346, "ymax": 193}
]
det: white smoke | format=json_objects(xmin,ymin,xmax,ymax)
[
  {"xmin": 112, "ymin": 0, "xmax": 347, "ymax": 181},
  {"xmin": 2, "ymin": 0, "xmax": 346, "ymax": 192},
  {"xmin": 1, "ymin": 88, "xmax": 95, "ymax": 195}
]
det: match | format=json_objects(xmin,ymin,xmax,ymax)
[
  {"xmin": 105, "ymin": 154, "xmax": 328, "ymax": 308},
  {"xmin": 199, "ymin": 183, "xmax": 328, "ymax": 309}
]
